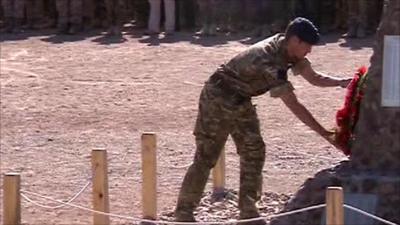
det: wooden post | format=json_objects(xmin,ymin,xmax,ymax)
[
  {"xmin": 326, "ymin": 186, "xmax": 344, "ymax": 225},
  {"xmin": 212, "ymin": 147, "xmax": 225, "ymax": 197},
  {"xmin": 3, "ymin": 173, "xmax": 21, "ymax": 225},
  {"xmin": 91, "ymin": 149, "xmax": 110, "ymax": 225},
  {"xmin": 141, "ymin": 133, "xmax": 157, "ymax": 220}
]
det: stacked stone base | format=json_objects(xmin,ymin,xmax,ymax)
[{"xmin": 269, "ymin": 161, "xmax": 400, "ymax": 225}]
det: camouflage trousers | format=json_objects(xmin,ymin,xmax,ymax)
[
  {"xmin": 1, "ymin": 0, "xmax": 24, "ymax": 19},
  {"xmin": 175, "ymin": 82, "xmax": 266, "ymax": 220},
  {"xmin": 347, "ymin": 0, "xmax": 368, "ymax": 28},
  {"xmin": 196, "ymin": 0, "xmax": 218, "ymax": 27},
  {"xmin": 105, "ymin": 0, "xmax": 126, "ymax": 27},
  {"xmin": 55, "ymin": 0, "xmax": 83, "ymax": 25}
]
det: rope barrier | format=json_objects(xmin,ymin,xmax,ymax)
[
  {"xmin": 19, "ymin": 189, "xmax": 399, "ymax": 225},
  {"xmin": 19, "ymin": 168, "xmax": 95, "ymax": 210},
  {"xmin": 20, "ymin": 180, "xmax": 91, "ymax": 209},
  {"xmin": 20, "ymin": 189, "xmax": 325, "ymax": 225},
  {"xmin": 20, "ymin": 190, "xmax": 141, "ymax": 222},
  {"xmin": 269, "ymin": 204, "xmax": 325, "ymax": 219},
  {"xmin": 344, "ymin": 204, "xmax": 399, "ymax": 225}
]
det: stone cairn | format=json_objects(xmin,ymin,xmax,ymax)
[{"xmin": 270, "ymin": 1, "xmax": 400, "ymax": 225}]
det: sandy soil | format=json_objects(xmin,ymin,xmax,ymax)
[{"xmin": 0, "ymin": 30, "xmax": 373, "ymax": 224}]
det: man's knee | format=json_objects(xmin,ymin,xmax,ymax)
[
  {"xmin": 194, "ymin": 131, "xmax": 227, "ymax": 167},
  {"xmin": 240, "ymin": 138, "xmax": 266, "ymax": 159},
  {"xmin": 193, "ymin": 145, "xmax": 223, "ymax": 169}
]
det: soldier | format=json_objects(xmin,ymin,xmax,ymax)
[
  {"xmin": 313, "ymin": 0, "xmax": 336, "ymax": 33},
  {"xmin": 1, "ymin": 0, "xmax": 25, "ymax": 33},
  {"xmin": 268, "ymin": 0, "xmax": 296, "ymax": 34},
  {"xmin": 0, "ymin": 3, "xmax": 3, "ymax": 29},
  {"xmin": 24, "ymin": 0, "xmax": 47, "ymax": 29},
  {"xmin": 214, "ymin": 0, "xmax": 242, "ymax": 34},
  {"xmin": 175, "ymin": 0, "xmax": 196, "ymax": 31},
  {"xmin": 39, "ymin": 0, "xmax": 57, "ymax": 29},
  {"xmin": 133, "ymin": 0, "xmax": 149, "ymax": 29},
  {"xmin": 346, "ymin": 0, "xmax": 368, "ymax": 38},
  {"xmin": 367, "ymin": 0, "xmax": 384, "ymax": 34},
  {"xmin": 242, "ymin": 0, "xmax": 269, "ymax": 37},
  {"xmin": 105, "ymin": 0, "xmax": 126, "ymax": 36},
  {"xmin": 146, "ymin": 0, "xmax": 175, "ymax": 35},
  {"xmin": 124, "ymin": 0, "xmax": 135, "ymax": 25},
  {"xmin": 55, "ymin": 0, "xmax": 83, "ymax": 34},
  {"xmin": 90, "ymin": 0, "xmax": 108, "ymax": 29},
  {"xmin": 82, "ymin": 0, "xmax": 96, "ymax": 30},
  {"xmin": 332, "ymin": 0, "xmax": 348, "ymax": 32},
  {"xmin": 196, "ymin": 0, "xmax": 218, "ymax": 36},
  {"xmin": 174, "ymin": 17, "xmax": 351, "ymax": 224}
]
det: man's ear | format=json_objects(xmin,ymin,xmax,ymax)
[
  {"xmin": 288, "ymin": 35, "xmax": 300, "ymax": 46},
  {"xmin": 293, "ymin": 35, "xmax": 302, "ymax": 44}
]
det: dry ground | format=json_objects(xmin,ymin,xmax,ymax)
[{"xmin": 0, "ymin": 30, "xmax": 373, "ymax": 224}]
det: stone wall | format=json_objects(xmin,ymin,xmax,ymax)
[
  {"xmin": 270, "ymin": 0, "xmax": 400, "ymax": 224},
  {"xmin": 350, "ymin": 0, "xmax": 400, "ymax": 171},
  {"xmin": 269, "ymin": 161, "xmax": 400, "ymax": 225}
]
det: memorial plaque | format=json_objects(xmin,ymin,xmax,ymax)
[{"xmin": 382, "ymin": 35, "xmax": 400, "ymax": 107}]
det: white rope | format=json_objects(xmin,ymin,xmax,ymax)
[
  {"xmin": 20, "ymin": 190, "xmax": 141, "ymax": 221},
  {"xmin": 20, "ymin": 189, "xmax": 400, "ymax": 225},
  {"xmin": 344, "ymin": 204, "xmax": 399, "ymax": 225},
  {"xmin": 19, "ymin": 168, "xmax": 94, "ymax": 209},
  {"xmin": 270, "ymin": 204, "xmax": 326, "ymax": 219},
  {"xmin": 20, "ymin": 180, "xmax": 91, "ymax": 209},
  {"xmin": 19, "ymin": 190, "xmax": 325, "ymax": 225}
]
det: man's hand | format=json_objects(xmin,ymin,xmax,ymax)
[
  {"xmin": 322, "ymin": 130, "xmax": 337, "ymax": 145},
  {"xmin": 338, "ymin": 78, "xmax": 352, "ymax": 88},
  {"xmin": 322, "ymin": 129, "xmax": 345, "ymax": 149}
]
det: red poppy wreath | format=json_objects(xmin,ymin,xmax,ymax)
[{"xmin": 335, "ymin": 66, "xmax": 369, "ymax": 156}]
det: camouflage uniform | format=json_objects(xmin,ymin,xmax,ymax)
[
  {"xmin": 316, "ymin": 0, "xmax": 336, "ymax": 33},
  {"xmin": 347, "ymin": 0, "xmax": 368, "ymax": 37},
  {"xmin": 214, "ymin": 0, "xmax": 238, "ymax": 33},
  {"xmin": 124, "ymin": 0, "xmax": 135, "ymax": 23},
  {"xmin": 0, "ymin": 4, "xmax": 3, "ymax": 28},
  {"xmin": 40, "ymin": 0, "xmax": 57, "ymax": 29},
  {"xmin": 242, "ymin": 0, "xmax": 270, "ymax": 36},
  {"xmin": 105, "ymin": 0, "xmax": 126, "ymax": 35},
  {"xmin": 268, "ymin": 0, "xmax": 296, "ymax": 33},
  {"xmin": 1, "ymin": 0, "xmax": 24, "ymax": 32},
  {"xmin": 332, "ymin": 0, "xmax": 348, "ymax": 31},
  {"xmin": 347, "ymin": 0, "xmax": 383, "ymax": 37},
  {"xmin": 367, "ymin": 0, "xmax": 384, "ymax": 33},
  {"xmin": 24, "ymin": 0, "xmax": 47, "ymax": 29},
  {"xmin": 133, "ymin": 0, "xmax": 149, "ymax": 28},
  {"xmin": 196, "ymin": 0, "xmax": 219, "ymax": 35},
  {"xmin": 86, "ymin": 0, "xmax": 108, "ymax": 29},
  {"xmin": 176, "ymin": 0, "xmax": 196, "ymax": 31},
  {"xmin": 83, "ymin": 0, "xmax": 96, "ymax": 29},
  {"xmin": 291, "ymin": 0, "xmax": 333, "ymax": 33},
  {"xmin": 175, "ymin": 34, "xmax": 310, "ymax": 223},
  {"xmin": 55, "ymin": 0, "xmax": 83, "ymax": 34}
]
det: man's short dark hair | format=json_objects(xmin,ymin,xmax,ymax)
[{"xmin": 285, "ymin": 17, "xmax": 320, "ymax": 45}]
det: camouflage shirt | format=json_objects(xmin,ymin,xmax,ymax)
[{"xmin": 219, "ymin": 33, "xmax": 310, "ymax": 98}]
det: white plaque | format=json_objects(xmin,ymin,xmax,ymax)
[{"xmin": 382, "ymin": 35, "xmax": 400, "ymax": 107}]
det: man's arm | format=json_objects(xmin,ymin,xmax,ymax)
[
  {"xmin": 280, "ymin": 90, "xmax": 335, "ymax": 143},
  {"xmin": 298, "ymin": 63, "xmax": 351, "ymax": 88}
]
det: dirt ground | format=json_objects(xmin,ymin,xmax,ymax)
[{"xmin": 0, "ymin": 30, "xmax": 373, "ymax": 224}]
